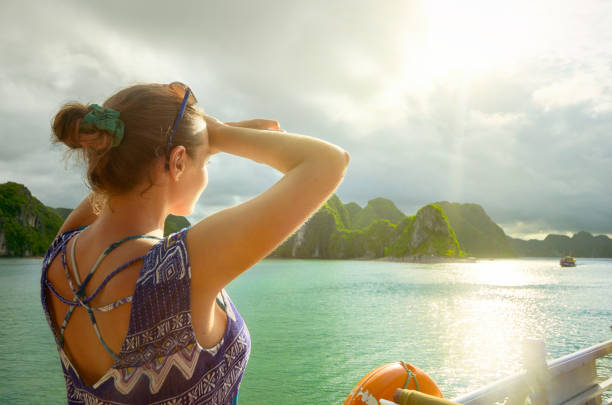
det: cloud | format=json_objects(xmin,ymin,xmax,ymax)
[
  {"xmin": 532, "ymin": 64, "xmax": 612, "ymax": 116},
  {"xmin": 467, "ymin": 111, "xmax": 527, "ymax": 131},
  {"xmin": 1, "ymin": 0, "xmax": 611, "ymax": 238}
]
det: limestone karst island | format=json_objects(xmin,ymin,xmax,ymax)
[{"xmin": 1, "ymin": 181, "xmax": 611, "ymax": 259}]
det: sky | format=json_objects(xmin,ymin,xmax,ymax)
[{"xmin": 1, "ymin": 0, "xmax": 611, "ymax": 239}]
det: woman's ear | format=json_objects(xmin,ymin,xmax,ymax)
[{"xmin": 169, "ymin": 145, "xmax": 187, "ymax": 181}]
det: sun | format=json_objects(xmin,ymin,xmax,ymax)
[{"xmin": 401, "ymin": 0, "xmax": 550, "ymax": 87}]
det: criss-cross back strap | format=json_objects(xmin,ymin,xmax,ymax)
[{"xmin": 49, "ymin": 230, "xmax": 163, "ymax": 360}]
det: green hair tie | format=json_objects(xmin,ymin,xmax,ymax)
[{"xmin": 80, "ymin": 104, "xmax": 125, "ymax": 147}]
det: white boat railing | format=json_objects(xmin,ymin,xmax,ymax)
[{"xmin": 381, "ymin": 338, "xmax": 612, "ymax": 405}]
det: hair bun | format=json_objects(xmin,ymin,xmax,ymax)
[
  {"xmin": 52, "ymin": 102, "xmax": 112, "ymax": 153},
  {"xmin": 52, "ymin": 102, "xmax": 88, "ymax": 149}
]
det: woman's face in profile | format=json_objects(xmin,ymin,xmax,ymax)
[{"xmin": 182, "ymin": 119, "xmax": 211, "ymax": 215}]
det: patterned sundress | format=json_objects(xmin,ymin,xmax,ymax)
[{"xmin": 41, "ymin": 226, "xmax": 251, "ymax": 404}]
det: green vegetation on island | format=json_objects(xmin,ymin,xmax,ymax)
[
  {"xmin": 163, "ymin": 215, "xmax": 190, "ymax": 236},
  {"xmin": 268, "ymin": 197, "xmax": 612, "ymax": 259},
  {"xmin": 268, "ymin": 196, "xmax": 463, "ymax": 260},
  {"xmin": 0, "ymin": 182, "xmax": 64, "ymax": 256},
  {"xmin": 52, "ymin": 207, "xmax": 73, "ymax": 220}
]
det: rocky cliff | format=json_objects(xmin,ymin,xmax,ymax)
[
  {"xmin": 0, "ymin": 182, "xmax": 64, "ymax": 257},
  {"xmin": 267, "ymin": 195, "xmax": 462, "ymax": 260},
  {"xmin": 349, "ymin": 197, "xmax": 406, "ymax": 230},
  {"xmin": 435, "ymin": 201, "xmax": 516, "ymax": 258},
  {"xmin": 386, "ymin": 204, "xmax": 462, "ymax": 259}
]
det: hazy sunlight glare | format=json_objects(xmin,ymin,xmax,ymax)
[
  {"xmin": 468, "ymin": 260, "xmax": 536, "ymax": 287},
  {"xmin": 402, "ymin": 0, "xmax": 555, "ymax": 87}
]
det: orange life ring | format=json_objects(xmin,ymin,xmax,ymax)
[{"xmin": 345, "ymin": 362, "xmax": 443, "ymax": 405}]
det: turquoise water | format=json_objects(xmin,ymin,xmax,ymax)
[{"xmin": 1, "ymin": 257, "xmax": 611, "ymax": 404}]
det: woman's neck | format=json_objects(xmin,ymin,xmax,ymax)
[{"xmin": 92, "ymin": 188, "xmax": 169, "ymax": 238}]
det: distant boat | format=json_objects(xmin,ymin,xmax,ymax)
[{"xmin": 560, "ymin": 256, "xmax": 576, "ymax": 267}]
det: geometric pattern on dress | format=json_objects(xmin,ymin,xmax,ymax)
[
  {"xmin": 116, "ymin": 311, "xmax": 195, "ymax": 368},
  {"xmin": 147, "ymin": 322, "xmax": 251, "ymax": 405},
  {"xmin": 61, "ymin": 317, "xmax": 250, "ymax": 404},
  {"xmin": 93, "ymin": 342, "xmax": 201, "ymax": 395},
  {"xmin": 137, "ymin": 232, "xmax": 190, "ymax": 287},
  {"xmin": 115, "ymin": 230, "xmax": 195, "ymax": 371}
]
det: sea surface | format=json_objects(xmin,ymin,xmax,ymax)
[{"xmin": 1, "ymin": 257, "xmax": 611, "ymax": 404}]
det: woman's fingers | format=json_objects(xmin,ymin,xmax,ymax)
[
  {"xmin": 266, "ymin": 119, "xmax": 281, "ymax": 130},
  {"xmin": 224, "ymin": 119, "xmax": 284, "ymax": 132}
]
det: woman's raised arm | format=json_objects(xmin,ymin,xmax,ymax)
[{"xmin": 186, "ymin": 117, "xmax": 349, "ymax": 297}]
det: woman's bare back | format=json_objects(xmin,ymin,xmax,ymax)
[{"xmin": 44, "ymin": 228, "xmax": 227, "ymax": 387}]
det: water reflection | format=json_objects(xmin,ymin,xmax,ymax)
[{"xmin": 445, "ymin": 259, "xmax": 556, "ymax": 287}]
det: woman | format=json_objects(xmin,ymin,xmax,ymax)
[{"xmin": 41, "ymin": 82, "xmax": 349, "ymax": 404}]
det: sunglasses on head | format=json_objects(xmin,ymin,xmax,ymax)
[{"xmin": 166, "ymin": 81, "xmax": 198, "ymax": 168}]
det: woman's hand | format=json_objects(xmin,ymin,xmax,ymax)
[
  {"xmin": 203, "ymin": 113, "xmax": 285, "ymax": 132},
  {"xmin": 201, "ymin": 114, "xmax": 224, "ymax": 155},
  {"xmin": 203, "ymin": 113, "xmax": 286, "ymax": 155}
]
